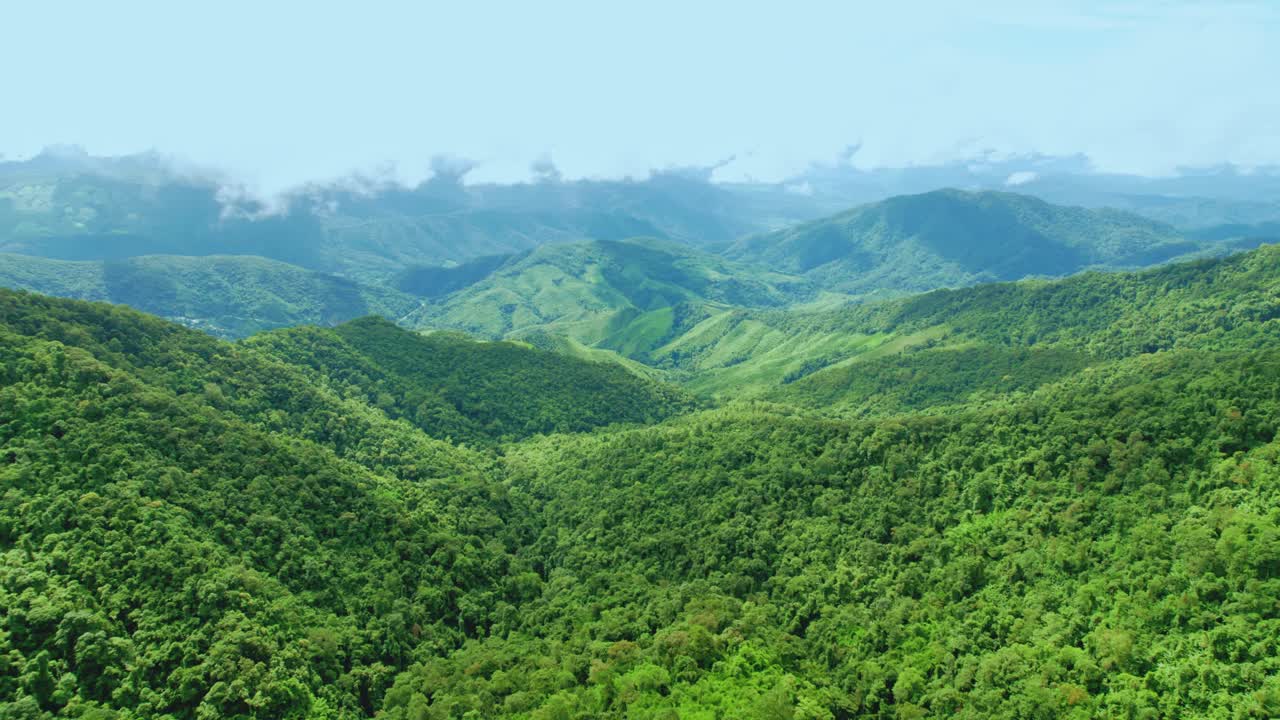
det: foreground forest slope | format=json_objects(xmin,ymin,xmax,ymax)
[
  {"xmin": 0, "ymin": 294, "xmax": 524, "ymax": 718},
  {"xmin": 3, "ymin": 245, "xmax": 1280, "ymax": 718}
]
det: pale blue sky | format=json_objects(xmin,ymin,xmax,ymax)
[{"xmin": 3, "ymin": 1, "xmax": 1278, "ymax": 191}]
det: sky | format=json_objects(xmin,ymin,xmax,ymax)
[{"xmin": 3, "ymin": 0, "xmax": 1278, "ymax": 191}]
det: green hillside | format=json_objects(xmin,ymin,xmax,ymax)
[
  {"xmin": 246, "ymin": 316, "xmax": 696, "ymax": 443},
  {"xmin": 0, "ymin": 291, "xmax": 522, "ymax": 718},
  {"xmin": 725, "ymin": 189, "xmax": 1204, "ymax": 296},
  {"xmin": 395, "ymin": 346, "xmax": 1280, "ymax": 719},
  {"xmin": 772, "ymin": 241, "xmax": 1280, "ymax": 415},
  {"xmin": 5, "ymin": 246, "xmax": 1280, "ymax": 719},
  {"xmin": 408, "ymin": 237, "xmax": 825, "ymax": 349},
  {"xmin": 0, "ymin": 253, "xmax": 418, "ymax": 338},
  {"xmin": 393, "ymin": 254, "xmax": 514, "ymax": 298}
]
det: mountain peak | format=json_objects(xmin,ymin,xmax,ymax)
[{"xmin": 725, "ymin": 190, "xmax": 1199, "ymax": 295}]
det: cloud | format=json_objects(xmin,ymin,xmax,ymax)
[
  {"xmin": 530, "ymin": 154, "xmax": 562, "ymax": 183},
  {"xmin": 428, "ymin": 154, "xmax": 477, "ymax": 185},
  {"xmin": 836, "ymin": 143, "xmax": 863, "ymax": 166},
  {"xmin": 653, "ymin": 155, "xmax": 738, "ymax": 183},
  {"xmin": 1004, "ymin": 171, "xmax": 1039, "ymax": 186}
]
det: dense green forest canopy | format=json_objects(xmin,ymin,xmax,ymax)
[
  {"xmin": 245, "ymin": 316, "xmax": 696, "ymax": 443},
  {"xmin": 4, "ymin": 243, "xmax": 1280, "ymax": 718}
]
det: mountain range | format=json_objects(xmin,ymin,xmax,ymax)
[{"xmin": 8, "ymin": 153, "xmax": 1276, "ymax": 353}]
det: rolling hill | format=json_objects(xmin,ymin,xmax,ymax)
[
  {"xmin": 406, "ymin": 237, "xmax": 830, "ymax": 353},
  {"xmin": 581, "ymin": 241, "xmax": 1280, "ymax": 399},
  {"xmin": 0, "ymin": 252, "xmax": 418, "ymax": 337},
  {"xmin": 725, "ymin": 189, "xmax": 1204, "ymax": 296},
  {"xmin": 766, "ymin": 241, "xmax": 1280, "ymax": 414}
]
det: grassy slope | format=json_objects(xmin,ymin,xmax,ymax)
[
  {"xmin": 408, "ymin": 237, "xmax": 818, "ymax": 348},
  {"xmin": 583, "ymin": 242, "xmax": 1280, "ymax": 403}
]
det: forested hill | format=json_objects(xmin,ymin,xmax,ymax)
[
  {"xmin": 725, "ymin": 189, "xmax": 1203, "ymax": 296},
  {"xmin": 0, "ymin": 289, "xmax": 523, "ymax": 718},
  {"xmin": 245, "ymin": 316, "xmax": 696, "ymax": 442},
  {"xmin": 0, "ymin": 253, "xmax": 418, "ymax": 338},
  {"xmin": 770, "ymin": 242, "xmax": 1280, "ymax": 415},
  {"xmin": 3, "ymin": 246, "xmax": 1280, "ymax": 718}
]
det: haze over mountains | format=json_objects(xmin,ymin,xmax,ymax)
[{"xmin": 3, "ymin": 148, "xmax": 1278, "ymax": 343}]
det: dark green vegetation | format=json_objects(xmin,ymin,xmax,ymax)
[
  {"xmin": 725, "ymin": 189, "xmax": 1203, "ymax": 297},
  {"xmin": 0, "ymin": 254, "xmax": 418, "ymax": 338},
  {"xmin": 245, "ymin": 316, "xmax": 694, "ymax": 443},
  {"xmin": 4, "ymin": 243, "xmax": 1280, "ymax": 718}
]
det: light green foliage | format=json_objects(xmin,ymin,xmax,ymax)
[
  {"xmin": 407, "ymin": 237, "xmax": 817, "ymax": 348},
  {"xmin": 769, "ymin": 242, "xmax": 1280, "ymax": 415}
]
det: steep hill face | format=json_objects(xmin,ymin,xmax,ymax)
[
  {"xmin": 725, "ymin": 189, "xmax": 1202, "ymax": 296},
  {"xmin": 246, "ymin": 316, "xmax": 696, "ymax": 443},
  {"xmin": 0, "ymin": 253, "xmax": 418, "ymax": 338},
  {"xmin": 407, "ymin": 237, "xmax": 822, "ymax": 350},
  {"xmin": 0, "ymin": 289, "xmax": 524, "ymax": 718}
]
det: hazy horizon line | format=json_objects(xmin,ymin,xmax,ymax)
[{"xmin": 7, "ymin": 143, "xmax": 1280, "ymax": 201}]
